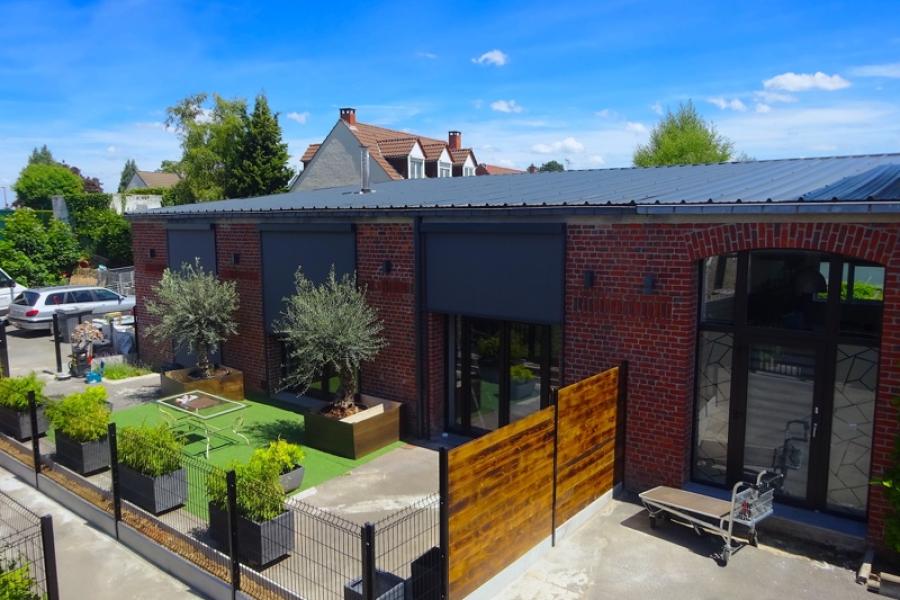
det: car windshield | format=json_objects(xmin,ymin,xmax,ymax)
[{"xmin": 13, "ymin": 292, "xmax": 39, "ymax": 306}]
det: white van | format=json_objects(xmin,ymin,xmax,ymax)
[{"xmin": 0, "ymin": 268, "xmax": 25, "ymax": 317}]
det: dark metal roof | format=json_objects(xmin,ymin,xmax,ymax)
[{"xmin": 135, "ymin": 153, "xmax": 900, "ymax": 218}]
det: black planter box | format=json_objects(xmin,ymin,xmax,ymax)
[
  {"xmin": 344, "ymin": 570, "xmax": 405, "ymax": 600},
  {"xmin": 208, "ymin": 503, "xmax": 295, "ymax": 568},
  {"xmin": 119, "ymin": 464, "xmax": 187, "ymax": 515},
  {"xmin": 0, "ymin": 405, "xmax": 47, "ymax": 441},
  {"xmin": 54, "ymin": 431, "xmax": 110, "ymax": 475},
  {"xmin": 279, "ymin": 466, "xmax": 305, "ymax": 493},
  {"xmin": 409, "ymin": 547, "xmax": 441, "ymax": 600}
]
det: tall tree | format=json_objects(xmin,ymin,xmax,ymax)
[
  {"xmin": 66, "ymin": 164, "xmax": 103, "ymax": 193},
  {"xmin": 13, "ymin": 163, "xmax": 84, "ymax": 210},
  {"xmin": 28, "ymin": 145, "xmax": 55, "ymax": 165},
  {"xmin": 538, "ymin": 160, "xmax": 566, "ymax": 172},
  {"xmin": 118, "ymin": 159, "xmax": 138, "ymax": 192},
  {"xmin": 633, "ymin": 101, "xmax": 735, "ymax": 167},
  {"xmin": 225, "ymin": 95, "xmax": 294, "ymax": 198}
]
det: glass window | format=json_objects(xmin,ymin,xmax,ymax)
[
  {"xmin": 839, "ymin": 261, "xmax": 884, "ymax": 336},
  {"xmin": 693, "ymin": 331, "xmax": 733, "ymax": 485},
  {"xmin": 69, "ymin": 290, "xmax": 95, "ymax": 303},
  {"xmin": 747, "ymin": 250, "xmax": 830, "ymax": 332},
  {"xmin": 438, "ymin": 164, "xmax": 452, "ymax": 178},
  {"xmin": 14, "ymin": 292, "xmax": 39, "ymax": 306},
  {"xmin": 44, "ymin": 292, "xmax": 66, "ymax": 306},
  {"xmin": 701, "ymin": 254, "xmax": 738, "ymax": 323},
  {"xmin": 463, "ymin": 166, "xmax": 475, "ymax": 177},
  {"xmin": 409, "ymin": 158, "xmax": 425, "ymax": 179},
  {"xmin": 509, "ymin": 323, "xmax": 542, "ymax": 423},
  {"xmin": 93, "ymin": 289, "xmax": 120, "ymax": 301},
  {"xmin": 470, "ymin": 318, "xmax": 501, "ymax": 431}
]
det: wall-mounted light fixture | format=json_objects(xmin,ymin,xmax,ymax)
[
  {"xmin": 232, "ymin": 253, "xmax": 241, "ymax": 266},
  {"xmin": 148, "ymin": 248, "xmax": 156, "ymax": 259},
  {"xmin": 643, "ymin": 273, "xmax": 657, "ymax": 294},
  {"xmin": 583, "ymin": 270, "xmax": 595, "ymax": 289},
  {"xmin": 382, "ymin": 260, "xmax": 393, "ymax": 274}
]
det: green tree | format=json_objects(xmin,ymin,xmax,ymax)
[
  {"xmin": 538, "ymin": 160, "xmax": 565, "ymax": 172},
  {"xmin": 225, "ymin": 95, "xmax": 294, "ymax": 198},
  {"xmin": 28, "ymin": 145, "xmax": 54, "ymax": 165},
  {"xmin": 633, "ymin": 101, "xmax": 736, "ymax": 167},
  {"xmin": 118, "ymin": 159, "xmax": 138, "ymax": 192},
  {"xmin": 71, "ymin": 208, "xmax": 132, "ymax": 267},
  {"xmin": 13, "ymin": 162, "xmax": 84, "ymax": 210},
  {"xmin": 66, "ymin": 164, "xmax": 103, "ymax": 193},
  {"xmin": 0, "ymin": 208, "xmax": 79, "ymax": 286}
]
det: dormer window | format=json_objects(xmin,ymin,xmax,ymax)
[
  {"xmin": 463, "ymin": 166, "xmax": 475, "ymax": 177},
  {"xmin": 438, "ymin": 163, "xmax": 452, "ymax": 178},
  {"xmin": 410, "ymin": 158, "xmax": 425, "ymax": 179}
]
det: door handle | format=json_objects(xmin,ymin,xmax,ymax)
[{"xmin": 812, "ymin": 423, "xmax": 818, "ymax": 439}]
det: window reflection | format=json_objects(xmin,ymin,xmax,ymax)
[
  {"xmin": 701, "ymin": 254, "xmax": 738, "ymax": 323},
  {"xmin": 693, "ymin": 331, "xmax": 733, "ymax": 485},
  {"xmin": 840, "ymin": 261, "xmax": 884, "ymax": 336},
  {"xmin": 747, "ymin": 251, "xmax": 829, "ymax": 331}
]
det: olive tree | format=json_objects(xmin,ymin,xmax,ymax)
[
  {"xmin": 146, "ymin": 259, "xmax": 238, "ymax": 378},
  {"xmin": 277, "ymin": 267, "xmax": 385, "ymax": 415}
]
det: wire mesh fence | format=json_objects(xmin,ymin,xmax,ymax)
[
  {"xmin": 0, "ymin": 490, "xmax": 54, "ymax": 599},
  {"xmin": 375, "ymin": 494, "xmax": 442, "ymax": 600}
]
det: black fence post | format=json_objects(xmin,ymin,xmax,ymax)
[
  {"xmin": 40, "ymin": 515, "xmax": 60, "ymax": 600},
  {"xmin": 108, "ymin": 423, "xmax": 122, "ymax": 539},
  {"xmin": 51, "ymin": 313, "xmax": 63, "ymax": 375},
  {"xmin": 361, "ymin": 522, "xmax": 376, "ymax": 600},
  {"xmin": 28, "ymin": 392, "xmax": 41, "ymax": 482},
  {"xmin": 0, "ymin": 319, "xmax": 9, "ymax": 378},
  {"xmin": 438, "ymin": 447, "xmax": 449, "ymax": 600},
  {"xmin": 225, "ymin": 470, "xmax": 240, "ymax": 597},
  {"xmin": 614, "ymin": 361, "xmax": 629, "ymax": 486}
]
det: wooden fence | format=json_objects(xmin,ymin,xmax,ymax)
[{"xmin": 443, "ymin": 363, "xmax": 625, "ymax": 599}]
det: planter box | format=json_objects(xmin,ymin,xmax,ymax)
[
  {"xmin": 303, "ymin": 396, "xmax": 401, "ymax": 460},
  {"xmin": 511, "ymin": 379, "xmax": 537, "ymax": 401},
  {"xmin": 160, "ymin": 367, "xmax": 244, "ymax": 402},
  {"xmin": 119, "ymin": 464, "xmax": 187, "ymax": 515},
  {"xmin": 208, "ymin": 503, "xmax": 295, "ymax": 568},
  {"xmin": 409, "ymin": 547, "xmax": 442, "ymax": 600},
  {"xmin": 54, "ymin": 431, "xmax": 110, "ymax": 475},
  {"xmin": 279, "ymin": 466, "xmax": 305, "ymax": 494},
  {"xmin": 344, "ymin": 570, "xmax": 405, "ymax": 600},
  {"xmin": 0, "ymin": 405, "xmax": 47, "ymax": 441}
]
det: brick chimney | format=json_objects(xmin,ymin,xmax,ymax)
[
  {"xmin": 527, "ymin": 163, "xmax": 538, "ymax": 174},
  {"xmin": 340, "ymin": 107, "xmax": 357, "ymax": 125},
  {"xmin": 448, "ymin": 130, "xmax": 462, "ymax": 151}
]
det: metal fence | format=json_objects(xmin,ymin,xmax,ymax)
[
  {"xmin": 375, "ymin": 495, "xmax": 442, "ymax": 600},
  {"xmin": 0, "ymin": 490, "xmax": 59, "ymax": 600}
]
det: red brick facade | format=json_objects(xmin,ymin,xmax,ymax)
[{"xmin": 132, "ymin": 221, "xmax": 172, "ymax": 367}]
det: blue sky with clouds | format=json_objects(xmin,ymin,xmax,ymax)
[{"xmin": 1, "ymin": 0, "xmax": 899, "ymax": 197}]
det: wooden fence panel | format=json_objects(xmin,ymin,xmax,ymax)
[
  {"xmin": 447, "ymin": 407, "xmax": 555, "ymax": 599},
  {"xmin": 555, "ymin": 366, "xmax": 619, "ymax": 526}
]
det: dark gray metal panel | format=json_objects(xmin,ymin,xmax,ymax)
[
  {"xmin": 166, "ymin": 227, "xmax": 219, "ymax": 367},
  {"xmin": 261, "ymin": 230, "xmax": 356, "ymax": 330},
  {"xmin": 425, "ymin": 227, "xmax": 564, "ymax": 324}
]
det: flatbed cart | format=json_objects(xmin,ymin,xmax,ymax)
[{"xmin": 639, "ymin": 471, "xmax": 782, "ymax": 565}]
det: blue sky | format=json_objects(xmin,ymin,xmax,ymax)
[{"xmin": 1, "ymin": 0, "xmax": 899, "ymax": 198}]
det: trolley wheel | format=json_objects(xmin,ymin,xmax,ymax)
[{"xmin": 718, "ymin": 547, "xmax": 731, "ymax": 567}]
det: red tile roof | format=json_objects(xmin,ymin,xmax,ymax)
[
  {"xmin": 300, "ymin": 144, "xmax": 321, "ymax": 163},
  {"xmin": 476, "ymin": 164, "xmax": 524, "ymax": 176}
]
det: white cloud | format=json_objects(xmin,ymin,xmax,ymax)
[
  {"xmin": 851, "ymin": 63, "xmax": 900, "ymax": 78},
  {"xmin": 625, "ymin": 122, "xmax": 648, "ymax": 134},
  {"xmin": 472, "ymin": 49, "xmax": 509, "ymax": 67},
  {"xmin": 650, "ymin": 102, "xmax": 663, "ymax": 115},
  {"xmin": 763, "ymin": 71, "xmax": 850, "ymax": 92},
  {"xmin": 531, "ymin": 136, "xmax": 584, "ymax": 154},
  {"xmin": 473, "ymin": 99, "xmax": 484, "ymax": 109},
  {"xmin": 595, "ymin": 109, "xmax": 613, "ymax": 118},
  {"xmin": 589, "ymin": 155, "xmax": 605, "ymax": 165},
  {"xmin": 106, "ymin": 145, "xmax": 117, "ymax": 153},
  {"xmin": 415, "ymin": 51, "xmax": 438, "ymax": 60},
  {"xmin": 754, "ymin": 90, "xmax": 797, "ymax": 104},
  {"xmin": 490, "ymin": 99, "xmax": 523, "ymax": 114},
  {"xmin": 708, "ymin": 97, "xmax": 747, "ymax": 111},
  {"xmin": 286, "ymin": 111, "xmax": 310, "ymax": 124},
  {"xmin": 755, "ymin": 103, "xmax": 771, "ymax": 114}
]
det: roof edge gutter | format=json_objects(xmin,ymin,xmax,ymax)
[{"xmin": 635, "ymin": 201, "xmax": 900, "ymax": 216}]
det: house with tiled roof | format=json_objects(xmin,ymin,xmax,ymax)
[
  {"xmin": 476, "ymin": 163, "xmax": 524, "ymax": 176},
  {"xmin": 291, "ymin": 108, "xmax": 482, "ymax": 191},
  {"xmin": 125, "ymin": 170, "xmax": 182, "ymax": 191}
]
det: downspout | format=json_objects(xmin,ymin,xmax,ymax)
[{"xmin": 414, "ymin": 216, "xmax": 429, "ymax": 439}]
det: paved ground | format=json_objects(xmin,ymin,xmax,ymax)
[
  {"xmin": 0, "ymin": 467, "xmax": 203, "ymax": 600},
  {"xmin": 495, "ymin": 499, "xmax": 868, "ymax": 600}
]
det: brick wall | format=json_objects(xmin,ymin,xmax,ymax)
[
  {"xmin": 215, "ymin": 223, "xmax": 267, "ymax": 393},
  {"xmin": 356, "ymin": 223, "xmax": 419, "ymax": 434},
  {"xmin": 132, "ymin": 221, "xmax": 172, "ymax": 367},
  {"xmin": 565, "ymin": 221, "xmax": 900, "ymax": 546}
]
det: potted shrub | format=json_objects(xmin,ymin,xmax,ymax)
[
  {"xmin": 510, "ymin": 364, "xmax": 537, "ymax": 400},
  {"xmin": 207, "ymin": 456, "xmax": 295, "ymax": 568},
  {"xmin": 146, "ymin": 259, "xmax": 243, "ymax": 400},
  {"xmin": 46, "ymin": 387, "xmax": 111, "ymax": 475},
  {"xmin": 278, "ymin": 267, "xmax": 399, "ymax": 459},
  {"xmin": 0, "ymin": 557, "xmax": 42, "ymax": 600},
  {"xmin": 118, "ymin": 424, "xmax": 187, "ymax": 514},
  {"xmin": 0, "ymin": 373, "xmax": 48, "ymax": 441},
  {"xmin": 253, "ymin": 439, "xmax": 305, "ymax": 493}
]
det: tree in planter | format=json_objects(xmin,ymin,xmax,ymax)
[
  {"xmin": 277, "ymin": 267, "xmax": 386, "ymax": 417},
  {"xmin": 45, "ymin": 387, "xmax": 111, "ymax": 474},
  {"xmin": 118, "ymin": 424, "xmax": 187, "ymax": 514},
  {"xmin": 145, "ymin": 259, "xmax": 239, "ymax": 379},
  {"xmin": 0, "ymin": 373, "xmax": 47, "ymax": 440}
]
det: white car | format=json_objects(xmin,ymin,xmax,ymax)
[
  {"xmin": 0, "ymin": 268, "xmax": 26, "ymax": 317},
  {"xmin": 8, "ymin": 286, "xmax": 136, "ymax": 331}
]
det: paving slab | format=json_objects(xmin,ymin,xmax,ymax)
[{"xmin": 495, "ymin": 499, "xmax": 868, "ymax": 600}]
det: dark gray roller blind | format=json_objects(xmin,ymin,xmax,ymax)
[
  {"xmin": 424, "ymin": 223, "xmax": 565, "ymax": 324},
  {"xmin": 261, "ymin": 227, "xmax": 356, "ymax": 331},
  {"xmin": 166, "ymin": 225, "xmax": 219, "ymax": 367}
]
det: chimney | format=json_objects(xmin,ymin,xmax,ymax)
[
  {"xmin": 340, "ymin": 107, "xmax": 357, "ymax": 125},
  {"xmin": 359, "ymin": 145, "xmax": 372, "ymax": 193},
  {"xmin": 448, "ymin": 130, "xmax": 462, "ymax": 151},
  {"xmin": 527, "ymin": 163, "xmax": 539, "ymax": 174}
]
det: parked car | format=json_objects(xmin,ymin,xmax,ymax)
[
  {"xmin": 7, "ymin": 286, "xmax": 136, "ymax": 331},
  {"xmin": 0, "ymin": 268, "xmax": 26, "ymax": 318}
]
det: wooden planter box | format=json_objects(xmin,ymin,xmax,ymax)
[
  {"xmin": 279, "ymin": 466, "xmax": 305, "ymax": 493},
  {"xmin": 344, "ymin": 570, "xmax": 405, "ymax": 600},
  {"xmin": 0, "ymin": 405, "xmax": 47, "ymax": 441},
  {"xmin": 54, "ymin": 431, "xmax": 110, "ymax": 475},
  {"xmin": 208, "ymin": 503, "xmax": 295, "ymax": 568},
  {"xmin": 160, "ymin": 367, "xmax": 244, "ymax": 402},
  {"xmin": 303, "ymin": 396, "xmax": 401, "ymax": 460},
  {"xmin": 119, "ymin": 464, "xmax": 187, "ymax": 515}
]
